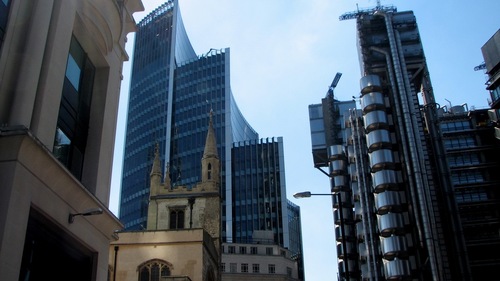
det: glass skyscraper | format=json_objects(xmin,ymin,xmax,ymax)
[
  {"xmin": 120, "ymin": 1, "xmax": 256, "ymax": 231},
  {"xmin": 120, "ymin": 3, "xmax": 303, "ymax": 275}
]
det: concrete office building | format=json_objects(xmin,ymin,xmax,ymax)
[
  {"xmin": 0, "ymin": 0, "xmax": 142, "ymax": 280},
  {"xmin": 308, "ymin": 4, "xmax": 471, "ymax": 280},
  {"xmin": 120, "ymin": 1, "xmax": 304, "ymax": 279}
]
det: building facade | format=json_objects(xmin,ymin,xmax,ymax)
[
  {"xmin": 481, "ymin": 29, "xmax": 500, "ymax": 139},
  {"xmin": 221, "ymin": 235, "xmax": 300, "ymax": 281},
  {"xmin": 0, "ymin": 0, "xmax": 142, "ymax": 280},
  {"xmin": 110, "ymin": 116, "xmax": 221, "ymax": 281},
  {"xmin": 308, "ymin": 5, "xmax": 473, "ymax": 280},
  {"xmin": 120, "ymin": 1, "xmax": 304, "ymax": 279},
  {"xmin": 438, "ymin": 106, "xmax": 500, "ymax": 280}
]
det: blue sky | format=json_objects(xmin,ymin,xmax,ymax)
[{"xmin": 110, "ymin": 1, "xmax": 500, "ymax": 280}]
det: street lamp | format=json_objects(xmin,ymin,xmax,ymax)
[
  {"xmin": 293, "ymin": 191, "xmax": 334, "ymax": 198},
  {"xmin": 68, "ymin": 207, "xmax": 103, "ymax": 223},
  {"xmin": 294, "ymin": 191, "xmax": 350, "ymax": 281}
]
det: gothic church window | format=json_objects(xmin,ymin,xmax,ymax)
[
  {"xmin": 138, "ymin": 259, "xmax": 171, "ymax": 281},
  {"xmin": 169, "ymin": 209, "xmax": 185, "ymax": 229}
]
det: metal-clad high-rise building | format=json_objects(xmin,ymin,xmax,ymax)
[{"xmin": 309, "ymin": 5, "xmax": 472, "ymax": 281}]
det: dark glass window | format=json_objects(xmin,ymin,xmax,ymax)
[
  {"xmin": 54, "ymin": 36, "xmax": 95, "ymax": 181},
  {"xmin": 169, "ymin": 209, "xmax": 184, "ymax": 229},
  {"xmin": 252, "ymin": 263, "xmax": 260, "ymax": 273}
]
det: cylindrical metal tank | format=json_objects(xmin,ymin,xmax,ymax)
[
  {"xmin": 380, "ymin": 235, "xmax": 408, "ymax": 260},
  {"xmin": 330, "ymin": 159, "xmax": 347, "ymax": 176},
  {"xmin": 372, "ymin": 170, "xmax": 398, "ymax": 192},
  {"xmin": 328, "ymin": 145, "xmax": 345, "ymax": 161},
  {"xmin": 361, "ymin": 91, "xmax": 385, "ymax": 113},
  {"xmin": 383, "ymin": 259, "xmax": 411, "ymax": 280},
  {"xmin": 378, "ymin": 213, "xmax": 405, "ymax": 237},
  {"xmin": 375, "ymin": 191, "xmax": 402, "ymax": 214},
  {"xmin": 369, "ymin": 149, "xmax": 395, "ymax": 171},
  {"xmin": 331, "ymin": 175, "xmax": 348, "ymax": 192},
  {"xmin": 360, "ymin": 74, "xmax": 382, "ymax": 94},
  {"xmin": 363, "ymin": 110, "xmax": 389, "ymax": 133},
  {"xmin": 366, "ymin": 129, "xmax": 391, "ymax": 151}
]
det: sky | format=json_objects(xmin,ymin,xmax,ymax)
[{"xmin": 110, "ymin": 1, "xmax": 500, "ymax": 280}]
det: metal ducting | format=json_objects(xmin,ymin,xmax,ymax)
[
  {"xmin": 360, "ymin": 74, "xmax": 382, "ymax": 94},
  {"xmin": 356, "ymin": 222, "xmax": 365, "ymax": 241},
  {"xmin": 354, "ymin": 201, "xmax": 363, "ymax": 221},
  {"xmin": 380, "ymin": 235, "xmax": 409, "ymax": 260},
  {"xmin": 337, "ymin": 242, "xmax": 357, "ymax": 259},
  {"xmin": 363, "ymin": 110, "xmax": 389, "ymax": 133},
  {"xmin": 338, "ymin": 260, "xmax": 358, "ymax": 277},
  {"xmin": 383, "ymin": 259, "xmax": 411, "ymax": 280},
  {"xmin": 334, "ymin": 208, "xmax": 354, "ymax": 225},
  {"xmin": 361, "ymin": 91, "xmax": 385, "ymax": 113},
  {"xmin": 369, "ymin": 149, "xmax": 395, "ymax": 171},
  {"xmin": 375, "ymin": 191, "xmax": 403, "ymax": 214},
  {"xmin": 347, "ymin": 146, "xmax": 355, "ymax": 162},
  {"xmin": 359, "ymin": 242, "xmax": 368, "ymax": 261},
  {"xmin": 372, "ymin": 170, "xmax": 398, "ymax": 192},
  {"xmin": 331, "ymin": 175, "xmax": 349, "ymax": 192},
  {"xmin": 352, "ymin": 181, "xmax": 360, "ymax": 201},
  {"xmin": 332, "ymin": 191, "xmax": 352, "ymax": 208},
  {"xmin": 378, "ymin": 212, "xmax": 405, "ymax": 237},
  {"xmin": 328, "ymin": 145, "xmax": 345, "ymax": 160},
  {"xmin": 366, "ymin": 129, "xmax": 391, "ymax": 151},
  {"xmin": 335, "ymin": 225, "xmax": 355, "ymax": 242}
]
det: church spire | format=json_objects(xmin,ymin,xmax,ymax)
[
  {"xmin": 151, "ymin": 143, "xmax": 162, "ymax": 177},
  {"xmin": 202, "ymin": 110, "xmax": 220, "ymax": 184},
  {"xmin": 203, "ymin": 110, "xmax": 219, "ymax": 160}
]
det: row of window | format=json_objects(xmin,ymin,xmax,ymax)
[
  {"xmin": 221, "ymin": 263, "xmax": 283, "ymax": 274},
  {"xmin": 440, "ymin": 120, "xmax": 471, "ymax": 132},
  {"xmin": 224, "ymin": 245, "xmax": 289, "ymax": 257}
]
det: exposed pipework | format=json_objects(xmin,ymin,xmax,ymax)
[
  {"xmin": 375, "ymin": 10, "xmax": 441, "ymax": 280},
  {"xmin": 368, "ymin": 45, "xmax": 425, "ymax": 250},
  {"xmin": 350, "ymin": 110, "xmax": 380, "ymax": 280}
]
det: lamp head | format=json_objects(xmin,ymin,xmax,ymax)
[
  {"xmin": 293, "ymin": 191, "xmax": 312, "ymax": 199},
  {"xmin": 68, "ymin": 208, "xmax": 104, "ymax": 223}
]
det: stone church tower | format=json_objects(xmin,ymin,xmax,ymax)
[
  {"xmin": 110, "ymin": 113, "xmax": 221, "ymax": 281},
  {"xmin": 147, "ymin": 110, "xmax": 221, "ymax": 251}
]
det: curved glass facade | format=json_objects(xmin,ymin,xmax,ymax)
[{"xmin": 120, "ymin": 1, "xmax": 257, "ymax": 230}]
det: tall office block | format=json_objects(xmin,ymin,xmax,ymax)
[
  {"xmin": 120, "ymin": 0, "xmax": 257, "ymax": 231},
  {"xmin": 309, "ymin": 5, "xmax": 471, "ymax": 280},
  {"xmin": 0, "ymin": 0, "xmax": 142, "ymax": 280},
  {"xmin": 438, "ymin": 106, "xmax": 500, "ymax": 280},
  {"xmin": 120, "ymin": 2, "xmax": 304, "ymax": 279}
]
